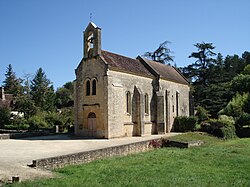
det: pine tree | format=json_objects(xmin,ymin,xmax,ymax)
[
  {"xmin": 30, "ymin": 68, "xmax": 55, "ymax": 111},
  {"xmin": 143, "ymin": 41, "xmax": 174, "ymax": 65},
  {"xmin": 2, "ymin": 64, "xmax": 23, "ymax": 95}
]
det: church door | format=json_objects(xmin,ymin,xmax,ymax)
[{"xmin": 88, "ymin": 112, "xmax": 96, "ymax": 137}]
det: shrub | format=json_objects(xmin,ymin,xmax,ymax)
[
  {"xmin": 195, "ymin": 106, "xmax": 210, "ymax": 122},
  {"xmin": 218, "ymin": 115, "xmax": 235, "ymax": 126},
  {"xmin": 236, "ymin": 113, "xmax": 250, "ymax": 128},
  {"xmin": 27, "ymin": 115, "xmax": 48, "ymax": 131},
  {"xmin": 45, "ymin": 112, "xmax": 64, "ymax": 126},
  {"xmin": 149, "ymin": 139, "xmax": 162, "ymax": 148},
  {"xmin": 173, "ymin": 116, "xmax": 198, "ymax": 132},
  {"xmin": 201, "ymin": 117, "xmax": 236, "ymax": 139},
  {"xmin": 219, "ymin": 92, "xmax": 249, "ymax": 117},
  {"xmin": 5, "ymin": 116, "xmax": 29, "ymax": 131}
]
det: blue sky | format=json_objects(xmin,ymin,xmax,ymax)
[{"xmin": 0, "ymin": 0, "xmax": 249, "ymax": 89}]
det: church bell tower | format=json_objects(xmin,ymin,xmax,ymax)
[{"xmin": 83, "ymin": 22, "xmax": 101, "ymax": 58}]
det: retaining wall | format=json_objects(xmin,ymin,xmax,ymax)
[
  {"xmin": 0, "ymin": 131, "xmax": 50, "ymax": 139},
  {"xmin": 30, "ymin": 138, "xmax": 160, "ymax": 170}
]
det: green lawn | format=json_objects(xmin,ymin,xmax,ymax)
[{"xmin": 11, "ymin": 133, "xmax": 250, "ymax": 187}]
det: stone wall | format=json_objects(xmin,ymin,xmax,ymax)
[
  {"xmin": 107, "ymin": 70, "xmax": 155, "ymax": 138},
  {"xmin": 31, "ymin": 138, "xmax": 160, "ymax": 170},
  {"xmin": 0, "ymin": 131, "xmax": 50, "ymax": 139},
  {"xmin": 74, "ymin": 56, "xmax": 109, "ymax": 138},
  {"xmin": 159, "ymin": 79, "xmax": 190, "ymax": 132}
]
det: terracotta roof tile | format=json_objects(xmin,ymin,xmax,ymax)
[
  {"xmin": 141, "ymin": 58, "xmax": 189, "ymax": 85},
  {"xmin": 101, "ymin": 50, "xmax": 153, "ymax": 77}
]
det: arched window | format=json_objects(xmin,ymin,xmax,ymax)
[
  {"xmin": 145, "ymin": 94, "xmax": 149, "ymax": 114},
  {"xmin": 126, "ymin": 91, "xmax": 131, "ymax": 114},
  {"xmin": 86, "ymin": 80, "xmax": 90, "ymax": 96},
  {"xmin": 92, "ymin": 79, "xmax": 96, "ymax": 95},
  {"xmin": 176, "ymin": 91, "xmax": 179, "ymax": 116}
]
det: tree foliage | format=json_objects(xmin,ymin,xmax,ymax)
[
  {"xmin": 143, "ymin": 41, "xmax": 174, "ymax": 64},
  {"xmin": 231, "ymin": 74, "xmax": 250, "ymax": 94},
  {"xmin": 55, "ymin": 82, "xmax": 74, "ymax": 109},
  {"xmin": 2, "ymin": 64, "xmax": 23, "ymax": 95},
  {"xmin": 185, "ymin": 42, "xmax": 216, "ymax": 85},
  {"xmin": 0, "ymin": 107, "xmax": 11, "ymax": 128},
  {"xmin": 30, "ymin": 68, "xmax": 55, "ymax": 111},
  {"xmin": 219, "ymin": 92, "xmax": 249, "ymax": 118},
  {"xmin": 183, "ymin": 42, "xmax": 249, "ymax": 117},
  {"xmin": 0, "ymin": 64, "xmax": 74, "ymax": 131}
]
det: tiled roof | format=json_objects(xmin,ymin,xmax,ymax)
[
  {"xmin": 101, "ymin": 50, "xmax": 189, "ymax": 85},
  {"xmin": 140, "ymin": 58, "xmax": 189, "ymax": 85},
  {"xmin": 101, "ymin": 50, "xmax": 153, "ymax": 77},
  {"xmin": 0, "ymin": 94, "xmax": 14, "ymax": 108}
]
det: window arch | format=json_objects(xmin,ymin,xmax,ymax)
[
  {"xmin": 145, "ymin": 94, "xmax": 149, "ymax": 114},
  {"xmin": 92, "ymin": 79, "xmax": 96, "ymax": 95},
  {"xmin": 86, "ymin": 80, "xmax": 90, "ymax": 96},
  {"xmin": 126, "ymin": 91, "xmax": 131, "ymax": 114}
]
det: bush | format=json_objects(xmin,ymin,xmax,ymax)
[
  {"xmin": 5, "ymin": 116, "xmax": 29, "ymax": 131},
  {"xmin": 236, "ymin": 113, "xmax": 250, "ymax": 128},
  {"xmin": 173, "ymin": 116, "xmax": 198, "ymax": 132},
  {"xmin": 45, "ymin": 112, "xmax": 64, "ymax": 126},
  {"xmin": 201, "ymin": 117, "xmax": 236, "ymax": 139},
  {"xmin": 218, "ymin": 115, "xmax": 235, "ymax": 126},
  {"xmin": 27, "ymin": 115, "xmax": 48, "ymax": 131},
  {"xmin": 195, "ymin": 106, "xmax": 210, "ymax": 122},
  {"xmin": 219, "ymin": 92, "xmax": 249, "ymax": 117}
]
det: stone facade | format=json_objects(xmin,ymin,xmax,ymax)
[{"xmin": 74, "ymin": 22, "xmax": 190, "ymax": 138}]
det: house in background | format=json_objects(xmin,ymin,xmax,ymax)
[
  {"xmin": 0, "ymin": 87, "xmax": 14, "ymax": 109},
  {"xmin": 74, "ymin": 22, "xmax": 190, "ymax": 138}
]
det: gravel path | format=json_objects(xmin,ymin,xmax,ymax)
[{"xmin": 0, "ymin": 133, "xmax": 179, "ymax": 182}]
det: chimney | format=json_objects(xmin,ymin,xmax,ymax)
[{"xmin": 0, "ymin": 87, "xmax": 5, "ymax": 100}]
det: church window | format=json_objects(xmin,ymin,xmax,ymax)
[
  {"xmin": 86, "ymin": 80, "xmax": 90, "ymax": 96},
  {"xmin": 145, "ymin": 94, "xmax": 149, "ymax": 114},
  {"xmin": 176, "ymin": 91, "xmax": 179, "ymax": 116},
  {"xmin": 126, "ymin": 91, "xmax": 131, "ymax": 114},
  {"xmin": 92, "ymin": 79, "xmax": 96, "ymax": 95}
]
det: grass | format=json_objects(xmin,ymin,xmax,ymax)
[{"xmin": 10, "ymin": 133, "xmax": 250, "ymax": 187}]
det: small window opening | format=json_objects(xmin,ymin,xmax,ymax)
[
  {"xmin": 92, "ymin": 79, "xmax": 96, "ymax": 95},
  {"xmin": 145, "ymin": 94, "xmax": 149, "ymax": 114},
  {"xmin": 86, "ymin": 80, "xmax": 90, "ymax": 96},
  {"xmin": 126, "ymin": 92, "xmax": 131, "ymax": 114}
]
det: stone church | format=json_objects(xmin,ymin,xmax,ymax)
[{"xmin": 74, "ymin": 22, "xmax": 190, "ymax": 138}]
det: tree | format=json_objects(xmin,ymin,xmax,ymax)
[
  {"xmin": 63, "ymin": 81, "xmax": 74, "ymax": 93},
  {"xmin": 30, "ymin": 68, "xmax": 55, "ymax": 111},
  {"xmin": 0, "ymin": 107, "xmax": 11, "ymax": 128},
  {"xmin": 2, "ymin": 64, "xmax": 23, "ymax": 95},
  {"xmin": 242, "ymin": 51, "xmax": 250, "ymax": 65},
  {"xmin": 15, "ymin": 95, "xmax": 37, "ymax": 118},
  {"xmin": 143, "ymin": 41, "xmax": 174, "ymax": 64},
  {"xmin": 184, "ymin": 42, "xmax": 216, "ymax": 85},
  {"xmin": 242, "ymin": 64, "xmax": 250, "ymax": 75},
  {"xmin": 231, "ymin": 74, "xmax": 250, "ymax": 94},
  {"xmin": 55, "ymin": 81, "xmax": 74, "ymax": 109},
  {"xmin": 219, "ymin": 92, "xmax": 249, "ymax": 118}
]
